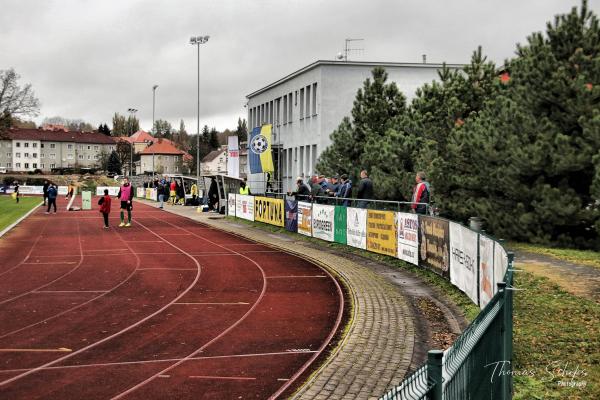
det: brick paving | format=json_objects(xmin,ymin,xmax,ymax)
[{"xmin": 138, "ymin": 201, "xmax": 414, "ymax": 399}]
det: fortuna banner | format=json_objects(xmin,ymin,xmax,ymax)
[{"xmin": 254, "ymin": 196, "xmax": 284, "ymax": 227}]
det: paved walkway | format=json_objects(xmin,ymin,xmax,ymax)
[{"xmin": 138, "ymin": 202, "xmax": 416, "ymax": 399}]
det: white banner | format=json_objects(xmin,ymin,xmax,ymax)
[
  {"xmin": 494, "ymin": 243, "xmax": 509, "ymax": 288},
  {"xmin": 96, "ymin": 186, "xmax": 120, "ymax": 196},
  {"xmin": 227, "ymin": 135, "xmax": 240, "ymax": 179},
  {"xmin": 17, "ymin": 185, "xmax": 44, "ymax": 195},
  {"xmin": 58, "ymin": 186, "xmax": 68, "ymax": 195},
  {"xmin": 297, "ymin": 201, "xmax": 313, "ymax": 237},
  {"xmin": 312, "ymin": 204, "xmax": 335, "ymax": 242},
  {"xmin": 136, "ymin": 187, "xmax": 145, "ymax": 198},
  {"xmin": 228, "ymin": 193, "xmax": 236, "ymax": 216},
  {"xmin": 346, "ymin": 207, "xmax": 367, "ymax": 249},
  {"xmin": 479, "ymin": 235, "xmax": 495, "ymax": 309},
  {"xmin": 450, "ymin": 222, "xmax": 479, "ymax": 305},
  {"xmin": 235, "ymin": 194, "xmax": 254, "ymax": 221},
  {"xmin": 397, "ymin": 212, "xmax": 419, "ymax": 266}
]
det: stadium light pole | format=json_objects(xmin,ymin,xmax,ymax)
[
  {"xmin": 152, "ymin": 85, "xmax": 158, "ymax": 181},
  {"xmin": 189, "ymin": 35, "xmax": 209, "ymax": 191},
  {"xmin": 127, "ymin": 108, "xmax": 138, "ymax": 177}
]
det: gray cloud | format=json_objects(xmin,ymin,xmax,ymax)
[{"xmin": 0, "ymin": 0, "xmax": 597, "ymax": 131}]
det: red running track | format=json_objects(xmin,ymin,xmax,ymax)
[{"xmin": 0, "ymin": 197, "xmax": 344, "ymax": 399}]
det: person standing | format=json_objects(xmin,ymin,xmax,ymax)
[
  {"xmin": 176, "ymin": 180, "xmax": 185, "ymax": 205},
  {"xmin": 239, "ymin": 180, "xmax": 250, "ymax": 195},
  {"xmin": 287, "ymin": 177, "xmax": 311, "ymax": 201},
  {"xmin": 190, "ymin": 181, "xmax": 199, "ymax": 205},
  {"xmin": 411, "ymin": 171, "xmax": 430, "ymax": 215},
  {"xmin": 117, "ymin": 177, "xmax": 134, "ymax": 227},
  {"xmin": 13, "ymin": 181, "xmax": 19, "ymax": 203},
  {"xmin": 208, "ymin": 177, "xmax": 219, "ymax": 211},
  {"xmin": 42, "ymin": 180, "xmax": 50, "ymax": 206},
  {"xmin": 336, "ymin": 174, "xmax": 353, "ymax": 206},
  {"xmin": 158, "ymin": 180, "xmax": 166, "ymax": 209},
  {"xmin": 356, "ymin": 170, "xmax": 373, "ymax": 209},
  {"xmin": 169, "ymin": 179, "xmax": 177, "ymax": 205},
  {"xmin": 45, "ymin": 183, "xmax": 58, "ymax": 214},
  {"xmin": 98, "ymin": 189, "xmax": 112, "ymax": 228}
]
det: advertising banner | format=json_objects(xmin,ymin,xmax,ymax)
[
  {"xmin": 57, "ymin": 186, "xmax": 68, "ymax": 195},
  {"xmin": 228, "ymin": 193, "xmax": 236, "ymax": 216},
  {"xmin": 97, "ymin": 186, "xmax": 120, "ymax": 196},
  {"xmin": 494, "ymin": 244, "xmax": 509, "ymax": 288},
  {"xmin": 136, "ymin": 187, "xmax": 145, "ymax": 198},
  {"xmin": 16, "ymin": 186, "xmax": 44, "ymax": 195},
  {"xmin": 227, "ymin": 135, "xmax": 240, "ymax": 179},
  {"xmin": 81, "ymin": 191, "xmax": 92, "ymax": 210},
  {"xmin": 285, "ymin": 199, "xmax": 298, "ymax": 233},
  {"xmin": 346, "ymin": 208, "xmax": 367, "ymax": 249},
  {"xmin": 297, "ymin": 201, "xmax": 312, "ymax": 237},
  {"xmin": 235, "ymin": 194, "xmax": 255, "ymax": 221},
  {"xmin": 450, "ymin": 222, "xmax": 479, "ymax": 304},
  {"xmin": 254, "ymin": 196, "xmax": 284, "ymax": 227},
  {"xmin": 367, "ymin": 210, "xmax": 398, "ymax": 257},
  {"xmin": 312, "ymin": 204, "xmax": 335, "ymax": 242},
  {"xmin": 334, "ymin": 206, "xmax": 347, "ymax": 245},
  {"xmin": 419, "ymin": 216, "xmax": 450, "ymax": 278},
  {"xmin": 397, "ymin": 212, "xmax": 419, "ymax": 266},
  {"xmin": 479, "ymin": 235, "xmax": 495, "ymax": 309}
]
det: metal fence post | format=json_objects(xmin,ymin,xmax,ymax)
[
  {"xmin": 497, "ymin": 281, "xmax": 508, "ymax": 399},
  {"xmin": 506, "ymin": 252, "xmax": 515, "ymax": 398},
  {"xmin": 427, "ymin": 350, "xmax": 443, "ymax": 400}
]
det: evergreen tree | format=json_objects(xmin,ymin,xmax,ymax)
[
  {"xmin": 209, "ymin": 127, "xmax": 220, "ymax": 149},
  {"xmin": 235, "ymin": 117, "xmax": 248, "ymax": 142},
  {"xmin": 112, "ymin": 113, "xmax": 127, "ymax": 136},
  {"xmin": 107, "ymin": 151, "xmax": 122, "ymax": 174}
]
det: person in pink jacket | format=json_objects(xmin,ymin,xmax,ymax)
[{"xmin": 117, "ymin": 177, "xmax": 134, "ymax": 227}]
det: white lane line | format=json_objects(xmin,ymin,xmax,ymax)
[
  {"xmin": 188, "ymin": 375, "xmax": 256, "ymax": 381},
  {"xmin": 84, "ymin": 249, "xmax": 128, "ymax": 252},
  {"xmin": 137, "ymin": 268, "xmax": 197, "ymax": 271},
  {"xmin": 33, "ymin": 290, "xmax": 108, "ymax": 294},
  {"xmin": 0, "ymin": 347, "xmax": 72, "ymax": 353},
  {"xmin": 0, "ymin": 350, "xmax": 318, "ymax": 374},
  {"xmin": 173, "ymin": 302, "xmax": 250, "ymax": 305},
  {"xmin": 123, "ymin": 241, "xmax": 163, "ymax": 243},
  {"xmin": 266, "ymin": 275, "xmax": 328, "ymax": 279},
  {"xmin": 22, "ymin": 262, "xmax": 77, "ymax": 265},
  {"xmin": 277, "ymin": 378, "xmax": 289, "ymax": 382}
]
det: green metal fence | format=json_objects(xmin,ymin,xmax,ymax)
[{"xmin": 380, "ymin": 255, "xmax": 514, "ymax": 400}]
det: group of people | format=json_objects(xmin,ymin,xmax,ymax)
[
  {"xmin": 287, "ymin": 170, "xmax": 430, "ymax": 214},
  {"xmin": 97, "ymin": 177, "xmax": 134, "ymax": 228}
]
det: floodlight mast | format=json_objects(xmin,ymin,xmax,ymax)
[{"xmin": 189, "ymin": 34, "xmax": 209, "ymax": 191}]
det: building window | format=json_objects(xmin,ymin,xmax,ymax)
[
  {"xmin": 50, "ymin": 143, "xmax": 56, "ymax": 149},
  {"xmin": 6, "ymin": 153, "xmax": 10, "ymax": 157},
  {"xmin": 94, "ymin": 145, "xmax": 99, "ymax": 151},
  {"xmin": 78, "ymin": 145, "xmax": 83, "ymax": 150},
  {"xmin": 40, "ymin": 143, "xmax": 44, "ymax": 148},
  {"xmin": 33, "ymin": 163, "xmax": 37, "ymax": 169},
  {"xmin": 41, "ymin": 153, "xmax": 45, "ymax": 158},
  {"xmin": 94, "ymin": 154, "xmax": 99, "ymax": 160},
  {"xmin": 24, "ymin": 152, "xmax": 29, "ymax": 158},
  {"xmin": 275, "ymin": 98, "xmax": 281, "ymax": 126},
  {"xmin": 78, "ymin": 154, "xmax": 84, "ymax": 160},
  {"xmin": 67, "ymin": 154, "xmax": 74, "ymax": 160},
  {"xmin": 16, "ymin": 152, "xmax": 21, "ymax": 158},
  {"xmin": 87, "ymin": 145, "xmax": 91, "ymax": 150},
  {"xmin": 24, "ymin": 142, "xmax": 29, "ymax": 148},
  {"xmin": 288, "ymin": 93, "xmax": 293, "ymax": 123},
  {"xmin": 40, "ymin": 163, "xmax": 44, "ymax": 169},
  {"xmin": 67, "ymin": 144, "xmax": 73, "ymax": 149},
  {"xmin": 50, "ymin": 163, "xmax": 55, "ymax": 169},
  {"xmin": 87, "ymin": 155, "xmax": 91, "ymax": 160},
  {"xmin": 32, "ymin": 143, "xmax": 37, "ymax": 148},
  {"xmin": 16, "ymin": 163, "xmax": 21, "ymax": 168},
  {"xmin": 32, "ymin": 153, "xmax": 37, "ymax": 158},
  {"xmin": 312, "ymin": 82, "xmax": 317, "ymax": 115},
  {"xmin": 283, "ymin": 96, "xmax": 288, "ymax": 124},
  {"xmin": 24, "ymin": 163, "xmax": 29, "ymax": 168},
  {"xmin": 16, "ymin": 142, "xmax": 20, "ymax": 147},
  {"xmin": 306, "ymin": 85, "xmax": 311, "ymax": 118},
  {"xmin": 269, "ymin": 100, "xmax": 274, "ymax": 123},
  {"xmin": 50, "ymin": 153, "xmax": 56, "ymax": 159},
  {"xmin": 299, "ymin": 88, "xmax": 305, "ymax": 119}
]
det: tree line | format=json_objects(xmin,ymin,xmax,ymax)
[{"xmin": 317, "ymin": 1, "xmax": 600, "ymax": 249}]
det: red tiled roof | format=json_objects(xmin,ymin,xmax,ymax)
[
  {"xmin": 129, "ymin": 130, "xmax": 156, "ymax": 143},
  {"xmin": 5, "ymin": 128, "xmax": 116, "ymax": 144},
  {"xmin": 140, "ymin": 140, "xmax": 186, "ymax": 155}
]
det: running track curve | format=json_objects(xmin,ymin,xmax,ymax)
[{"xmin": 0, "ymin": 197, "xmax": 344, "ymax": 399}]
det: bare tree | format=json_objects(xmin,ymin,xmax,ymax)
[{"xmin": 0, "ymin": 68, "xmax": 40, "ymax": 136}]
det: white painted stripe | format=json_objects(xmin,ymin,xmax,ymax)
[
  {"xmin": 138, "ymin": 268, "xmax": 197, "ymax": 271},
  {"xmin": 22, "ymin": 262, "xmax": 77, "ymax": 265},
  {"xmin": 267, "ymin": 275, "xmax": 327, "ymax": 279},
  {"xmin": 33, "ymin": 290, "xmax": 108, "ymax": 294},
  {"xmin": 188, "ymin": 375, "xmax": 256, "ymax": 381},
  {"xmin": 174, "ymin": 302, "xmax": 250, "ymax": 305}
]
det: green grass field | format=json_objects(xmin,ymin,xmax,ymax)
[
  {"xmin": 510, "ymin": 242, "xmax": 600, "ymax": 269},
  {"xmin": 0, "ymin": 196, "xmax": 42, "ymax": 233}
]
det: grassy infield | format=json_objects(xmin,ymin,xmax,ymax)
[
  {"xmin": 0, "ymin": 196, "xmax": 42, "ymax": 232},
  {"xmin": 0, "ymin": 201, "xmax": 597, "ymax": 398},
  {"xmin": 227, "ymin": 218, "xmax": 598, "ymax": 399}
]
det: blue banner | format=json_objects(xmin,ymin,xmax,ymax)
[{"xmin": 285, "ymin": 199, "xmax": 298, "ymax": 232}]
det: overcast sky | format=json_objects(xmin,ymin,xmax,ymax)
[{"xmin": 1, "ymin": 0, "xmax": 598, "ymax": 132}]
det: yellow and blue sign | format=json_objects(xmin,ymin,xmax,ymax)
[
  {"xmin": 249, "ymin": 124, "xmax": 274, "ymax": 173},
  {"xmin": 254, "ymin": 196, "xmax": 284, "ymax": 227}
]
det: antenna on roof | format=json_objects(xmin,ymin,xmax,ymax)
[{"xmin": 338, "ymin": 38, "xmax": 364, "ymax": 61}]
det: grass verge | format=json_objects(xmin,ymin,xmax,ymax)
[
  {"xmin": 510, "ymin": 242, "xmax": 600, "ymax": 269},
  {"xmin": 513, "ymin": 271, "xmax": 599, "ymax": 399},
  {"xmin": 0, "ymin": 196, "xmax": 42, "ymax": 232}
]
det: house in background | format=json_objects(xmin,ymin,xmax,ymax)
[
  {"xmin": 139, "ymin": 139, "xmax": 191, "ymax": 174},
  {"xmin": 201, "ymin": 147, "xmax": 227, "ymax": 175}
]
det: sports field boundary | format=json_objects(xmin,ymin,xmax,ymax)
[
  {"xmin": 0, "ymin": 199, "xmax": 43, "ymax": 239},
  {"xmin": 137, "ymin": 200, "xmax": 417, "ymax": 399}
]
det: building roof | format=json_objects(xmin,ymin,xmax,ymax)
[
  {"xmin": 4, "ymin": 127, "xmax": 116, "ymax": 144},
  {"xmin": 117, "ymin": 130, "xmax": 156, "ymax": 144},
  {"xmin": 140, "ymin": 140, "xmax": 186, "ymax": 155},
  {"xmin": 202, "ymin": 149, "xmax": 225, "ymax": 163},
  {"xmin": 246, "ymin": 59, "xmax": 465, "ymax": 98}
]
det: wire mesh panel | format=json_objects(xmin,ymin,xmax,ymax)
[{"xmin": 379, "ymin": 365, "xmax": 432, "ymax": 400}]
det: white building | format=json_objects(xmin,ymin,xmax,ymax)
[{"xmin": 245, "ymin": 60, "xmax": 462, "ymax": 192}]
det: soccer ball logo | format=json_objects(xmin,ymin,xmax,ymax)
[{"xmin": 251, "ymin": 134, "xmax": 269, "ymax": 154}]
